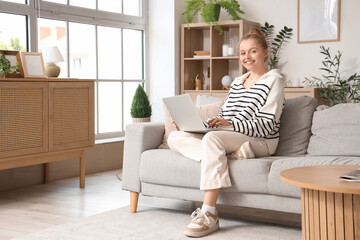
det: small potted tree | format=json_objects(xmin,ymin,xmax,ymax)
[
  {"xmin": 130, "ymin": 85, "xmax": 152, "ymax": 123},
  {"xmin": 183, "ymin": 0, "xmax": 245, "ymax": 34}
]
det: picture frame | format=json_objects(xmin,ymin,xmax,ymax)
[
  {"xmin": 298, "ymin": 0, "xmax": 341, "ymax": 43},
  {"xmin": 21, "ymin": 52, "xmax": 47, "ymax": 78},
  {"xmin": 0, "ymin": 50, "xmax": 24, "ymax": 78}
]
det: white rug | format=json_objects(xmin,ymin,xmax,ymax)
[{"xmin": 12, "ymin": 206, "xmax": 301, "ymax": 240}]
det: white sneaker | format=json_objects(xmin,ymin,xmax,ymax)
[{"xmin": 184, "ymin": 208, "xmax": 219, "ymax": 238}]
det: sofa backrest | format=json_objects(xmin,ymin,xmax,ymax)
[
  {"xmin": 274, "ymin": 96, "xmax": 318, "ymax": 156},
  {"xmin": 307, "ymin": 103, "xmax": 360, "ymax": 156}
]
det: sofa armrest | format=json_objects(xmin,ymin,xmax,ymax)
[{"xmin": 121, "ymin": 122, "xmax": 165, "ymax": 193}]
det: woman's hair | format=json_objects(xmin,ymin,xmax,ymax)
[{"xmin": 240, "ymin": 29, "xmax": 268, "ymax": 50}]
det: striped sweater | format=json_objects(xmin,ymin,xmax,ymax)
[{"xmin": 217, "ymin": 69, "xmax": 285, "ymax": 139}]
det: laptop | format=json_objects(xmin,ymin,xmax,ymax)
[{"xmin": 162, "ymin": 94, "xmax": 228, "ymax": 133}]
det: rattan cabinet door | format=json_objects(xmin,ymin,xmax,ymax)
[
  {"xmin": 0, "ymin": 82, "xmax": 48, "ymax": 158},
  {"xmin": 49, "ymin": 82, "xmax": 94, "ymax": 152}
]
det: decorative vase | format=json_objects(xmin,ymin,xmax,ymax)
[
  {"xmin": 132, "ymin": 117, "xmax": 151, "ymax": 123},
  {"xmin": 201, "ymin": 4, "xmax": 221, "ymax": 23},
  {"xmin": 45, "ymin": 62, "xmax": 61, "ymax": 78}
]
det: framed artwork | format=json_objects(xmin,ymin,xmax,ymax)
[
  {"xmin": 298, "ymin": 0, "xmax": 341, "ymax": 43},
  {"xmin": 21, "ymin": 52, "xmax": 47, "ymax": 78},
  {"xmin": 0, "ymin": 50, "xmax": 24, "ymax": 78}
]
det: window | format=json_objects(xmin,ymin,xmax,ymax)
[
  {"xmin": 0, "ymin": 12, "xmax": 27, "ymax": 51},
  {"xmin": 38, "ymin": 18, "xmax": 67, "ymax": 77},
  {"xmin": 0, "ymin": 0, "xmax": 26, "ymax": 3},
  {"xmin": 1, "ymin": 0, "xmax": 146, "ymax": 139}
]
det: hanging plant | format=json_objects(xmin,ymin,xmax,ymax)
[{"xmin": 183, "ymin": 0, "xmax": 245, "ymax": 34}]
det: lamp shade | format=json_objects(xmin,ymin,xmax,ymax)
[{"xmin": 42, "ymin": 46, "xmax": 64, "ymax": 63}]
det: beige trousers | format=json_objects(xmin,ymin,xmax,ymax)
[{"xmin": 168, "ymin": 131, "xmax": 278, "ymax": 190}]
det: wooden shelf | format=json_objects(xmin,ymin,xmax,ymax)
[{"xmin": 181, "ymin": 20, "xmax": 260, "ymax": 96}]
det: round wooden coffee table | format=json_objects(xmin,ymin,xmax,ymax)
[{"xmin": 280, "ymin": 165, "xmax": 360, "ymax": 240}]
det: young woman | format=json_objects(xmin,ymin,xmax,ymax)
[{"xmin": 168, "ymin": 29, "xmax": 285, "ymax": 238}]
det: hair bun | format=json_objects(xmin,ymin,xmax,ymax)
[
  {"xmin": 240, "ymin": 28, "xmax": 268, "ymax": 50},
  {"xmin": 249, "ymin": 29, "xmax": 263, "ymax": 36}
]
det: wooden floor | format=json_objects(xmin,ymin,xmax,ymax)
[{"xmin": 0, "ymin": 170, "xmax": 301, "ymax": 240}]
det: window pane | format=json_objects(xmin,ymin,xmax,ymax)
[
  {"xmin": 98, "ymin": 82, "xmax": 122, "ymax": 133},
  {"xmin": 38, "ymin": 18, "xmax": 68, "ymax": 78},
  {"xmin": 0, "ymin": 13, "xmax": 27, "ymax": 51},
  {"xmin": 42, "ymin": 0, "xmax": 66, "ymax": 4},
  {"xmin": 98, "ymin": 0, "xmax": 121, "ymax": 14},
  {"xmin": 98, "ymin": 26, "xmax": 121, "ymax": 79},
  {"xmin": 69, "ymin": 22, "xmax": 96, "ymax": 78},
  {"xmin": 123, "ymin": 29, "xmax": 143, "ymax": 80},
  {"xmin": 123, "ymin": 0, "xmax": 141, "ymax": 16},
  {"xmin": 123, "ymin": 82, "xmax": 142, "ymax": 127},
  {"xmin": 0, "ymin": 0, "xmax": 26, "ymax": 3},
  {"xmin": 70, "ymin": 0, "xmax": 95, "ymax": 9}
]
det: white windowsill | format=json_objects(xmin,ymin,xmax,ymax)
[{"xmin": 95, "ymin": 137, "xmax": 125, "ymax": 144}]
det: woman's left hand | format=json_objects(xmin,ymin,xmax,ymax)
[{"xmin": 207, "ymin": 117, "xmax": 231, "ymax": 128}]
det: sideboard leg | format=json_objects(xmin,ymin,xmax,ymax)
[
  {"xmin": 130, "ymin": 192, "xmax": 139, "ymax": 213},
  {"xmin": 44, "ymin": 163, "xmax": 50, "ymax": 184},
  {"xmin": 80, "ymin": 151, "xmax": 85, "ymax": 188}
]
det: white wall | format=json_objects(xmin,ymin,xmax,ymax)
[
  {"xmin": 222, "ymin": 0, "xmax": 360, "ymax": 83},
  {"xmin": 147, "ymin": 0, "xmax": 185, "ymax": 122}
]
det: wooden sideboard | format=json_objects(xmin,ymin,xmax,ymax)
[{"xmin": 0, "ymin": 78, "xmax": 95, "ymax": 188}]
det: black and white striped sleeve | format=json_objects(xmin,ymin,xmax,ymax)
[{"xmin": 230, "ymin": 78, "xmax": 284, "ymax": 137}]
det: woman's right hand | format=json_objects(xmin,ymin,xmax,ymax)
[{"xmin": 171, "ymin": 121, "xmax": 179, "ymax": 131}]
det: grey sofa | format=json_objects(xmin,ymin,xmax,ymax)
[{"xmin": 122, "ymin": 96, "xmax": 360, "ymax": 215}]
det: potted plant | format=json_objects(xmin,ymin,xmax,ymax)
[
  {"xmin": 303, "ymin": 46, "xmax": 360, "ymax": 106},
  {"xmin": 130, "ymin": 85, "xmax": 152, "ymax": 123},
  {"xmin": 183, "ymin": 0, "xmax": 245, "ymax": 34},
  {"xmin": 0, "ymin": 54, "xmax": 20, "ymax": 78},
  {"xmin": 261, "ymin": 22, "xmax": 293, "ymax": 70}
]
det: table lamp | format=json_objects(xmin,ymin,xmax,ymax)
[{"xmin": 42, "ymin": 46, "xmax": 64, "ymax": 78}]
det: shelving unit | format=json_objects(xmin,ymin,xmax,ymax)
[{"xmin": 181, "ymin": 20, "xmax": 260, "ymax": 101}]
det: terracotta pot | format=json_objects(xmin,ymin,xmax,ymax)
[{"xmin": 132, "ymin": 117, "xmax": 151, "ymax": 123}]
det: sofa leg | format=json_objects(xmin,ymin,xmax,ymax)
[{"xmin": 130, "ymin": 192, "xmax": 139, "ymax": 213}]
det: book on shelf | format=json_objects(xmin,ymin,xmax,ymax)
[
  {"xmin": 193, "ymin": 55, "xmax": 210, "ymax": 58},
  {"xmin": 194, "ymin": 50, "xmax": 210, "ymax": 56}
]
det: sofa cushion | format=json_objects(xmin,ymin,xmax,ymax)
[
  {"xmin": 196, "ymin": 94, "xmax": 224, "ymax": 105},
  {"xmin": 307, "ymin": 103, "xmax": 360, "ymax": 156},
  {"xmin": 274, "ymin": 96, "xmax": 317, "ymax": 156},
  {"xmin": 140, "ymin": 149, "xmax": 275, "ymax": 194},
  {"xmin": 268, "ymin": 156, "xmax": 360, "ymax": 198}
]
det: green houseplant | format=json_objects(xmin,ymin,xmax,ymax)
[
  {"xmin": 0, "ymin": 54, "xmax": 20, "ymax": 77},
  {"xmin": 183, "ymin": 0, "xmax": 245, "ymax": 34},
  {"xmin": 130, "ymin": 85, "xmax": 152, "ymax": 123},
  {"xmin": 261, "ymin": 22, "xmax": 293, "ymax": 70},
  {"xmin": 303, "ymin": 46, "xmax": 360, "ymax": 105}
]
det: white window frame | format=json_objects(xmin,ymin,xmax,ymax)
[{"xmin": 0, "ymin": 0, "xmax": 147, "ymax": 139}]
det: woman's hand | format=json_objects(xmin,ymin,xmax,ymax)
[
  {"xmin": 207, "ymin": 117, "xmax": 231, "ymax": 128},
  {"xmin": 171, "ymin": 121, "xmax": 179, "ymax": 131}
]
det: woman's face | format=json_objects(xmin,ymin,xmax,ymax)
[{"xmin": 239, "ymin": 39, "xmax": 268, "ymax": 71}]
